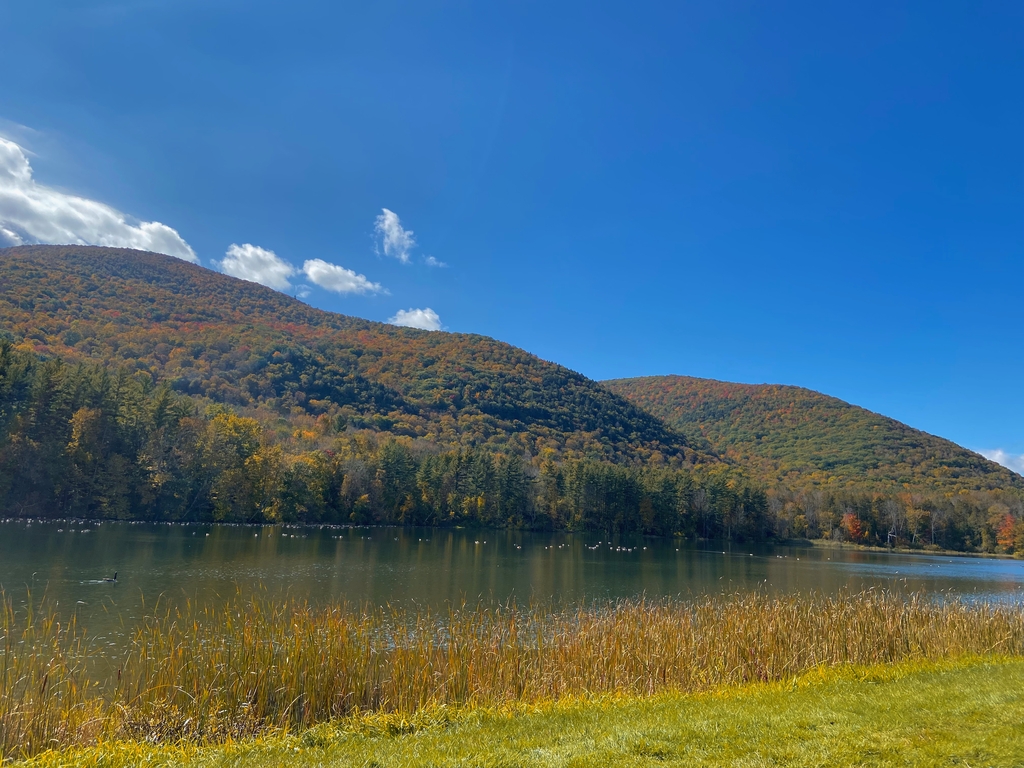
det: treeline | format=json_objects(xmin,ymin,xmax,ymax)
[
  {"xmin": 2, "ymin": 342, "xmax": 1022, "ymax": 554},
  {"xmin": 767, "ymin": 486, "xmax": 1024, "ymax": 556},
  {"xmin": 0, "ymin": 343, "xmax": 762, "ymax": 537}
]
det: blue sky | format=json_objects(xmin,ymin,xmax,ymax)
[{"xmin": 0, "ymin": 0, "xmax": 1021, "ymax": 468}]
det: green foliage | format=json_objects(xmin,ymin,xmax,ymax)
[
  {"xmin": 0, "ymin": 341, "xmax": 761, "ymax": 536},
  {"xmin": 23, "ymin": 660, "xmax": 1024, "ymax": 767},
  {"xmin": 604, "ymin": 375, "xmax": 1024, "ymax": 494},
  {"xmin": 6, "ymin": 591, "xmax": 1024, "ymax": 763},
  {"xmin": 605, "ymin": 375, "xmax": 1024, "ymax": 553}
]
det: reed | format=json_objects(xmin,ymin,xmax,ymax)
[
  {"xmin": 3, "ymin": 590, "xmax": 1024, "ymax": 762},
  {"xmin": 0, "ymin": 594, "xmax": 103, "ymax": 761}
]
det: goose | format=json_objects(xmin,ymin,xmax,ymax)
[{"xmin": 103, "ymin": 572, "xmax": 118, "ymax": 583}]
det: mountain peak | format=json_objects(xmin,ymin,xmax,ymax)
[{"xmin": 0, "ymin": 245, "xmax": 703, "ymax": 465}]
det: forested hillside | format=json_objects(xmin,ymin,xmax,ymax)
[
  {"xmin": 0, "ymin": 245, "xmax": 699, "ymax": 465},
  {"xmin": 0, "ymin": 246, "xmax": 761, "ymax": 535},
  {"xmin": 601, "ymin": 376, "xmax": 1024, "ymax": 553},
  {"xmin": 603, "ymin": 375, "xmax": 1022, "ymax": 494},
  {"xmin": 1, "ymin": 246, "xmax": 1021, "ymax": 553},
  {"xmin": 0, "ymin": 342, "xmax": 762, "ymax": 533}
]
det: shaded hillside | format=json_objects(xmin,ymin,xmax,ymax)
[
  {"xmin": 0, "ymin": 245, "xmax": 700, "ymax": 465},
  {"xmin": 604, "ymin": 375, "xmax": 1022, "ymax": 494}
]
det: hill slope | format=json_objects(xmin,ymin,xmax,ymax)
[
  {"xmin": 1, "ymin": 246, "xmax": 1019, "ymax": 549},
  {"xmin": 603, "ymin": 375, "xmax": 1022, "ymax": 494},
  {"xmin": 0, "ymin": 245, "xmax": 700, "ymax": 465}
]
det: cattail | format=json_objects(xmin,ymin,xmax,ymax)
[{"xmin": 2, "ymin": 590, "xmax": 1023, "ymax": 761}]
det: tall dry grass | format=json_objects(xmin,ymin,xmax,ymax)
[
  {"xmin": 3, "ymin": 590, "xmax": 1024, "ymax": 761},
  {"xmin": 0, "ymin": 594, "xmax": 103, "ymax": 761}
]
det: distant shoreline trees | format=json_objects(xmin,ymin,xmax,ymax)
[{"xmin": 2, "ymin": 342, "xmax": 1021, "ymax": 555}]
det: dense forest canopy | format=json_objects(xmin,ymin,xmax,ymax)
[
  {"xmin": 598, "ymin": 376, "xmax": 1024, "ymax": 554},
  {"xmin": 1, "ymin": 342, "xmax": 1020, "ymax": 554},
  {"xmin": 0, "ymin": 245, "xmax": 701, "ymax": 466},
  {"xmin": 1, "ymin": 246, "xmax": 1022, "ymax": 555},
  {"xmin": 0, "ymin": 340, "xmax": 762, "ymax": 537},
  {"xmin": 603, "ymin": 375, "xmax": 1023, "ymax": 495}
]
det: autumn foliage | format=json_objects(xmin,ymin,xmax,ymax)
[
  {"xmin": 604, "ymin": 375, "xmax": 1023, "ymax": 495},
  {"xmin": 1, "ymin": 246, "xmax": 1022, "ymax": 552}
]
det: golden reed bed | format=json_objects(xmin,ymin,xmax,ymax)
[{"xmin": 3, "ymin": 590, "xmax": 1023, "ymax": 761}]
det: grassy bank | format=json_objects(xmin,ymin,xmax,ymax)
[
  {"xmin": 16, "ymin": 658, "xmax": 1024, "ymax": 767},
  {"xmin": 4, "ymin": 592, "xmax": 1024, "ymax": 762}
]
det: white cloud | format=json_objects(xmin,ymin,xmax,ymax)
[
  {"xmin": 0, "ymin": 136, "xmax": 197, "ymax": 262},
  {"xmin": 216, "ymin": 245, "xmax": 384, "ymax": 297},
  {"xmin": 217, "ymin": 243, "xmax": 296, "ymax": 290},
  {"xmin": 423, "ymin": 255, "xmax": 447, "ymax": 268},
  {"xmin": 374, "ymin": 208, "xmax": 416, "ymax": 263},
  {"xmin": 388, "ymin": 307, "xmax": 441, "ymax": 331},
  {"xmin": 302, "ymin": 258, "xmax": 383, "ymax": 295},
  {"xmin": 980, "ymin": 449, "xmax": 1024, "ymax": 477}
]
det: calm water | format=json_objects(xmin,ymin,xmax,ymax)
[{"xmin": 2, "ymin": 520, "xmax": 1023, "ymax": 640}]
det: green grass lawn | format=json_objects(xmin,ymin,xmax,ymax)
[{"xmin": 19, "ymin": 658, "xmax": 1024, "ymax": 768}]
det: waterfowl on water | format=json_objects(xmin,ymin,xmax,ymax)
[{"xmin": 103, "ymin": 572, "xmax": 117, "ymax": 583}]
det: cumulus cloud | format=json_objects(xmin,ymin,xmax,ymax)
[
  {"xmin": 980, "ymin": 449, "xmax": 1024, "ymax": 477},
  {"xmin": 216, "ymin": 245, "xmax": 384, "ymax": 297},
  {"xmin": 374, "ymin": 208, "xmax": 416, "ymax": 263},
  {"xmin": 217, "ymin": 243, "xmax": 296, "ymax": 290},
  {"xmin": 423, "ymin": 255, "xmax": 447, "ymax": 268},
  {"xmin": 0, "ymin": 136, "xmax": 197, "ymax": 262},
  {"xmin": 388, "ymin": 307, "xmax": 441, "ymax": 331},
  {"xmin": 302, "ymin": 258, "xmax": 383, "ymax": 295}
]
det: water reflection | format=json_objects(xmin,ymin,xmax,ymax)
[{"xmin": 1, "ymin": 519, "xmax": 1023, "ymax": 640}]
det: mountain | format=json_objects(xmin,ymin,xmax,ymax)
[
  {"xmin": 603, "ymin": 375, "xmax": 1023, "ymax": 494},
  {"xmin": 0, "ymin": 245, "xmax": 701, "ymax": 466},
  {"xmin": 1, "ymin": 246, "xmax": 1019, "ymax": 551}
]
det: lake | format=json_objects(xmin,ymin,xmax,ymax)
[{"xmin": 2, "ymin": 519, "xmax": 1023, "ymax": 641}]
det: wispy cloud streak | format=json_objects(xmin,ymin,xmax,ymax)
[
  {"xmin": 0, "ymin": 136, "xmax": 196, "ymax": 262},
  {"xmin": 374, "ymin": 208, "xmax": 416, "ymax": 263}
]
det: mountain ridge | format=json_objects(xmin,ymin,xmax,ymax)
[
  {"xmin": 1, "ymin": 246, "xmax": 1020, "ymax": 552},
  {"xmin": 603, "ymin": 374, "xmax": 1021, "ymax": 494},
  {"xmin": 0, "ymin": 244, "xmax": 703, "ymax": 466}
]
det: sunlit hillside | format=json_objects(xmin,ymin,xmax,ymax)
[
  {"xmin": 0, "ymin": 245, "xmax": 700, "ymax": 465},
  {"xmin": 604, "ymin": 375, "xmax": 1022, "ymax": 494}
]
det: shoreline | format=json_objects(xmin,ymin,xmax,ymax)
[{"xmin": 790, "ymin": 537, "xmax": 1021, "ymax": 561}]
